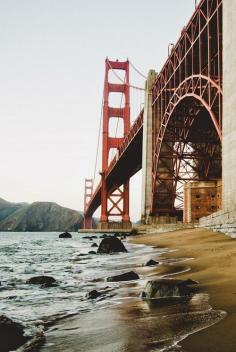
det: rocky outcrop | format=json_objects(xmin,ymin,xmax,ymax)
[
  {"xmin": 0, "ymin": 315, "xmax": 29, "ymax": 352},
  {"xmin": 27, "ymin": 276, "xmax": 56, "ymax": 287},
  {"xmin": 141, "ymin": 279, "xmax": 198, "ymax": 299},
  {"xmin": 97, "ymin": 237, "xmax": 128, "ymax": 254},
  {"xmin": 107, "ymin": 271, "xmax": 139, "ymax": 282},
  {"xmin": 59, "ymin": 231, "xmax": 72, "ymax": 238}
]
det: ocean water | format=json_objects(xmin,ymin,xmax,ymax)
[
  {"xmin": 0, "ymin": 232, "xmax": 162, "ymax": 333},
  {"xmin": 0, "ymin": 232, "xmax": 226, "ymax": 352}
]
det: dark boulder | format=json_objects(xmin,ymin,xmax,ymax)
[
  {"xmin": 87, "ymin": 290, "xmax": 102, "ymax": 299},
  {"xmin": 107, "ymin": 271, "xmax": 139, "ymax": 282},
  {"xmin": 97, "ymin": 237, "xmax": 128, "ymax": 254},
  {"xmin": 91, "ymin": 243, "xmax": 98, "ymax": 247},
  {"xmin": 59, "ymin": 231, "xmax": 72, "ymax": 238},
  {"xmin": 145, "ymin": 259, "xmax": 159, "ymax": 266},
  {"xmin": 88, "ymin": 251, "xmax": 96, "ymax": 255},
  {"xmin": 27, "ymin": 276, "xmax": 56, "ymax": 287},
  {"xmin": 141, "ymin": 279, "xmax": 198, "ymax": 299},
  {"xmin": 0, "ymin": 315, "xmax": 29, "ymax": 352},
  {"xmin": 87, "ymin": 287, "xmax": 112, "ymax": 299}
]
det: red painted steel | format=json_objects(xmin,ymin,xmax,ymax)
[
  {"xmin": 84, "ymin": 0, "xmax": 222, "ymax": 226},
  {"xmin": 100, "ymin": 59, "xmax": 131, "ymax": 224},
  {"xmin": 151, "ymin": 0, "xmax": 222, "ymax": 216},
  {"xmin": 83, "ymin": 179, "xmax": 93, "ymax": 228}
]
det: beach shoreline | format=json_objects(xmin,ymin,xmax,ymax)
[
  {"xmin": 131, "ymin": 227, "xmax": 236, "ymax": 352},
  {"xmin": 35, "ymin": 227, "xmax": 234, "ymax": 352}
]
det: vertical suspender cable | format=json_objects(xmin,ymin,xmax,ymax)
[{"xmin": 93, "ymin": 99, "xmax": 103, "ymax": 183}]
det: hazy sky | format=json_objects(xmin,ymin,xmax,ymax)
[{"xmin": 0, "ymin": 0, "xmax": 197, "ymax": 221}]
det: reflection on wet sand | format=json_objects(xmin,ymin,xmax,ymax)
[{"xmin": 41, "ymin": 285, "xmax": 225, "ymax": 352}]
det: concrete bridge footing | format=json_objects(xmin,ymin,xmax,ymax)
[
  {"xmin": 141, "ymin": 70, "xmax": 157, "ymax": 224},
  {"xmin": 97, "ymin": 221, "xmax": 132, "ymax": 230}
]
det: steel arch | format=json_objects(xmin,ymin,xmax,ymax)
[{"xmin": 151, "ymin": 74, "xmax": 222, "ymax": 214}]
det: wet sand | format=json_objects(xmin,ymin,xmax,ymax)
[
  {"xmin": 38, "ymin": 227, "xmax": 233, "ymax": 352},
  {"xmin": 132, "ymin": 227, "xmax": 236, "ymax": 352}
]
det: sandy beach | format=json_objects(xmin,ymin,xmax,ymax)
[
  {"xmin": 36, "ymin": 227, "xmax": 236, "ymax": 352},
  {"xmin": 132, "ymin": 227, "xmax": 236, "ymax": 352}
]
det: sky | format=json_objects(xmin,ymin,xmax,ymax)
[{"xmin": 0, "ymin": 0, "xmax": 198, "ymax": 221}]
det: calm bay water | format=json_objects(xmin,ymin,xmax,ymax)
[{"xmin": 0, "ymin": 232, "xmax": 226, "ymax": 352}]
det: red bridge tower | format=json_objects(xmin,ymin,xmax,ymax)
[{"xmin": 100, "ymin": 58, "xmax": 131, "ymax": 229}]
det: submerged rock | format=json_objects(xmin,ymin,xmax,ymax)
[
  {"xmin": 91, "ymin": 243, "xmax": 98, "ymax": 247},
  {"xmin": 27, "ymin": 276, "xmax": 56, "ymax": 287},
  {"xmin": 141, "ymin": 279, "xmax": 198, "ymax": 299},
  {"xmin": 145, "ymin": 259, "xmax": 159, "ymax": 266},
  {"xmin": 87, "ymin": 287, "xmax": 112, "ymax": 300},
  {"xmin": 88, "ymin": 251, "xmax": 96, "ymax": 255},
  {"xmin": 0, "ymin": 315, "xmax": 29, "ymax": 352},
  {"xmin": 87, "ymin": 290, "xmax": 102, "ymax": 299},
  {"xmin": 97, "ymin": 237, "xmax": 128, "ymax": 254},
  {"xmin": 59, "ymin": 232, "xmax": 72, "ymax": 238},
  {"xmin": 107, "ymin": 271, "xmax": 139, "ymax": 282}
]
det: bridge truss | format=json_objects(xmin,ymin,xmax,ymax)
[
  {"xmin": 83, "ymin": 0, "xmax": 222, "ymax": 227},
  {"xmin": 151, "ymin": 0, "xmax": 222, "ymax": 217}
]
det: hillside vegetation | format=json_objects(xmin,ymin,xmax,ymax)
[{"xmin": 0, "ymin": 198, "xmax": 84, "ymax": 231}]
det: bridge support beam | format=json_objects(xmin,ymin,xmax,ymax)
[
  {"xmin": 84, "ymin": 216, "xmax": 93, "ymax": 229},
  {"xmin": 141, "ymin": 70, "xmax": 157, "ymax": 224}
]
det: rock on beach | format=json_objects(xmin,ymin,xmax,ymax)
[
  {"xmin": 27, "ymin": 276, "xmax": 57, "ymax": 287},
  {"xmin": 141, "ymin": 279, "xmax": 198, "ymax": 299},
  {"xmin": 145, "ymin": 259, "xmax": 159, "ymax": 266},
  {"xmin": 97, "ymin": 237, "xmax": 128, "ymax": 254},
  {"xmin": 59, "ymin": 232, "xmax": 72, "ymax": 238},
  {"xmin": 0, "ymin": 315, "xmax": 29, "ymax": 352},
  {"xmin": 107, "ymin": 271, "xmax": 139, "ymax": 282}
]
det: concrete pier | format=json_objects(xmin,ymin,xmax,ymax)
[
  {"xmin": 222, "ymin": 0, "xmax": 236, "ymax": 212},
  {"xmin": 199, "ymin": 0, "xmax": 236, "ymax": 233},
  {"xmin": 141, "ymin": 70, "xmax": 157, "ymax": 224}
]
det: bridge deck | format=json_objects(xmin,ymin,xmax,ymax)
[{"xmin": 85, "ymin": 111, "xmax": 143, "ymax": 217}]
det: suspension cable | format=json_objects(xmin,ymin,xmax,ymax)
[
  {"xmin": 107, "ymin": 60, "xmax": 145, "ymax": 91},
  {"xmin": 129, "ymin": 59, "xmax": 147, "ymax": 79},
  {"xmin": 93, "ymin": 99, "xmax": 103, "ymax": 183}
]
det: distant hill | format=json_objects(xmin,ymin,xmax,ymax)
[
  {"xmin": 0, "ymin": 198, "xmax": 85, "ymax": 231},
  {"xmin": 0, "ymin": 198, "xmax": 28, "ymax": 222}
]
